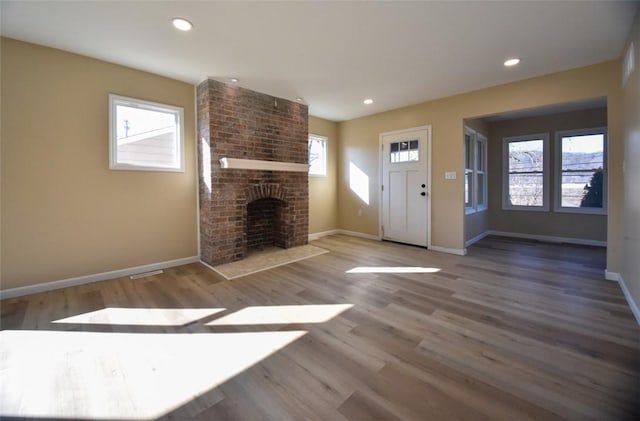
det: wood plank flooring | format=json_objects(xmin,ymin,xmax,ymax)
[{"xmin": 1, "ymin": 235, "xmax": 639, "ymax": 420}]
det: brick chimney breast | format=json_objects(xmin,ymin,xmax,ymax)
[{"xmin": 197, "ymin": 79, "xmax": 309, "ymax": 266}]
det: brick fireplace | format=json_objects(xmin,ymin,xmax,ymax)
[{"xmin": 197, "ymin": 79, "xmax": 309, "ymax": 266}]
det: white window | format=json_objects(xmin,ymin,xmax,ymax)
[
  {"xmin": 555, "ymin": 128, "xmax": 607, "ymax": 214},
  {"xmin": 308, "ymin": 134, "xmax": 327, "ymax": 176},
  {"xmin": 109, "ymin": 94, "xmax": 184, "ymax": 172},
  {"xmin": 502, "ymin": 133, "xmax": 549, "ymax": 211},
  {"xmin": 464, "ymin": 127, "xmax": 488, "ymax": 214},
  {"xmin": 476, "ymin": 134, "xmax": 487, "ymax": 210}
]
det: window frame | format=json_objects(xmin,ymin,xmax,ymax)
[
  {"xmin": 108, "ymin": 94, "xmax": 185, "ymax": 172},
  {"xmin": 464, "ymin": 127, "xmax": 475, "ymax": 213},
  {"xmin": 308, "ymin": 133, "xmax": 328, "ymax": 177},
  {"xmin": 475, "ymin": 133, "xmax": 488, "ymax": 212},
  {"xmin": 502, "ymin": 133, "xmax": 550, "ymax": 212},
  {"xmin": 554, "ymin": 127, "xmax": 607, "ymax": 215},
  {"xmin": 464, "ymin": 127, "xmax": 488, "ymax": 215}
]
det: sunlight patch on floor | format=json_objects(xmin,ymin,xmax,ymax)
[
  {"xmin": 346, "ymin": 266, "xmax": 441, "ymax": 274},
  {"xmin": 52, "ymin": 307, "xmax": 225, "ymax": 326},
  {"xmin": 0, "ymin": 329, "xmax": 305, "ymax": 420},
  {"xmin": 2, "ymin": 303, "xmax": 357, "ymax": 419},
  {"xmin": 206, "ymin": 304, "xmax": 353, "ymax": 326}
]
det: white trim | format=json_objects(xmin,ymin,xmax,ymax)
[
  {"xmin": 219, "ymin": 157, "xmax": 308, "ymax": 172},
  {"xmin": 0, "ymin": 256, "xmax": 200, "ymax": 300},
  {"xmin": 463, "ymin": 128, "xmax": 488, "ymax": 215},
  {"xmin": 312, "ymin": 230, "xmax": 473, "ymax": 257},
  {"xmin": 553, "ymin": 127, "xmax": 607, "ymax": 215},
  {"xmin": 378, "ymin": 125, "xmax": 432, "ymax": 248},
  {"xmin": 476, "ymin": 133, "xmax": 488, "ymax": 210},
  {"xmin": 308, "ymin": 229, "xmax": 384, "ymax": 242},
  {"xmin": 109, "ymin": 94, "xmax": 185, "ymax": 172},
  {"xmin": 430, "ymin": 245, "xmax": 467, "ymax": 256},
  {"xmin": 308, "ymin": 133, "xmax": 328, "ymax": 177},
  {"xmin": 338, "ymin": 229, "xmax": 381, "ymax": 241},
  {"xmin": 502, "ymin": 133, "xmax": 550, "ymax": 211},
  {"xmin": 194, "ymin": 86, "xmax": 201, "ymax": 259},
  {"xmin": 465, "ymin": 231, "xmax": 490, "ymax": 247},
  {"xmin": 605, "ymin": 271, "xmax": 640, "ymax": 326},
  {"xmin": 427, "ymin": 128, "xmax": 432, "ymax": 250},
  {"xmin": 488, "ymin": 230, "xmax": 606, "ymax": 247},
  {"xmin": 308, "ymin": 229, "xmax": 341, "ymax": 241},
  {"xmin": 604, "ymin": 270, "xmax": 621, "ymax": 282}
]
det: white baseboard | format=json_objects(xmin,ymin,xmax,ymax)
[
  {"xmin": 311, "ymin": 229, "xmax": 467, "ymax": 256},
  {"xmin": 339, "ymin": 229, "xmax": 381, "ymax": 241},
  {"xmin": 0, "ymin": 256, "xmax": 200, "ymax": 300},
  {"xmin": 604, "ymin": 269, "xmax": 621, "ymax": 282},
  {"xmin": 465, "ymin": 231, "xmax": 490, "ymax": 247},
  {"xmin": 308, "ymin": 229, "xmax": 341, "ymax": 241},
  {"xmin": 430, "ymin": 245, "xmax": 467, "ymax": 256},
  {"xmin": 488, "ymin": 230, "xmax": 606, "ymax": 247},
  {"xmin": 605, "ymin": 270, "xmax": 640, "ymax": 326},
  {"xmin": 308, "ymin": 229, "xmax": 379, "ymax": 242}
]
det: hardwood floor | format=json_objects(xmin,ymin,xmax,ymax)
[{"xmin": 1, "ymin": 235, "xmax": 639, "ymax": 420}]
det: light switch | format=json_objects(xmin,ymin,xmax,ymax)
[{"xmin": 445, "ymin": 171, "xmax": 457, "ymax": 180}]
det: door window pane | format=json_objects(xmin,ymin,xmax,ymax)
[{"xmin": 390, "ymin": 139, "xmax": 419, "ymax": 163}]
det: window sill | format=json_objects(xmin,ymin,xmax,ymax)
[
  {"xmin": 466, "ymin": 206, "xmax": 488, "ymax": 215},
  {"xmin": 109, "ymin": 163, "xmax": 185, "ymax": 173},
  {"xmin": 554, "ymin": 207, "xmax": 607, "ymax": 216},
  {"xmin": 502, "ymin": 205, "xmax": 550, "ymax": 212}
]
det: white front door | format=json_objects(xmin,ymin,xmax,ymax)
[{"xmin": 381, "ymin": 127, "xmax": 430, "ymax": 247}]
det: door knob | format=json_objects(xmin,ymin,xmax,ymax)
[
  {"xmin": 420, "ymin": 192, "xmax": 426, "ymax": 196},
  {"xmin": 421, "ymin": 184, "xmax": 426, "ymax": 188}
]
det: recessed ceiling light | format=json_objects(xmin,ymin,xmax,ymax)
[
  {"xmin": 504, "ymin": 58, "xmax": 521, "ymax": 67},
  {"xmin": 230, "ymin": 78, "xmax": 239, "ymax": 83},
  {"xmin": 296, "ymin": 97, "xmax": 304, "ymax": 102},
  {"xmin": 172, "ymin": 18, "xmax": 193, "ymax": 31},
  {"xmin": 363, "ymin": 98, "xmax": 374, "ymax": 105}
]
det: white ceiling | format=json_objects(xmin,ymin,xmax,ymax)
[{"xmin": 1, "ymin": 1, "xmax": 637, "ymax": 122}]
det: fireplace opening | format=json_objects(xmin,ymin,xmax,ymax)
[{"xmin": 246, "ymin": 198, "xmax": 287, "ymax": 252}]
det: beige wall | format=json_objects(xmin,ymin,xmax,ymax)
[
  {"xmin": 1, "ymin": 38, "xmax": 198, "ymax": 290},
  {"xmin": 308, "ymin": 116, "xmax": 339, "ymax": 234},
  {"xmin": 622, "ymin": 12, "xmax": 640, "ymax": 312},
  {"xmin": 337, "ymin": 60, "xmax": 623, "ymax": 270},
  {"xmin": 2, "ymin": 35, "xmax": 633, "ymax": 293},
  {"xmin": 486, "ymin": 108, "xmax": 608, "ymax": 242},
  {"xmin": 464, "ymin": 118, "xmax": 490, "ymax": 243}
]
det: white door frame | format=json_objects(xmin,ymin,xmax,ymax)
[{"xmin": 378, "ymin": 125, "xmax": 432, "ymax": 249}]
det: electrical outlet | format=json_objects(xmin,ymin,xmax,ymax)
[{"xmin": 358, "ymin": 208, "xmax": 363, "ymax": 217}]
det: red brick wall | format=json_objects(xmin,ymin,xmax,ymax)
[{"xmin": 197, "ymin": 79, "xmax": 309, "ymax": 265}]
